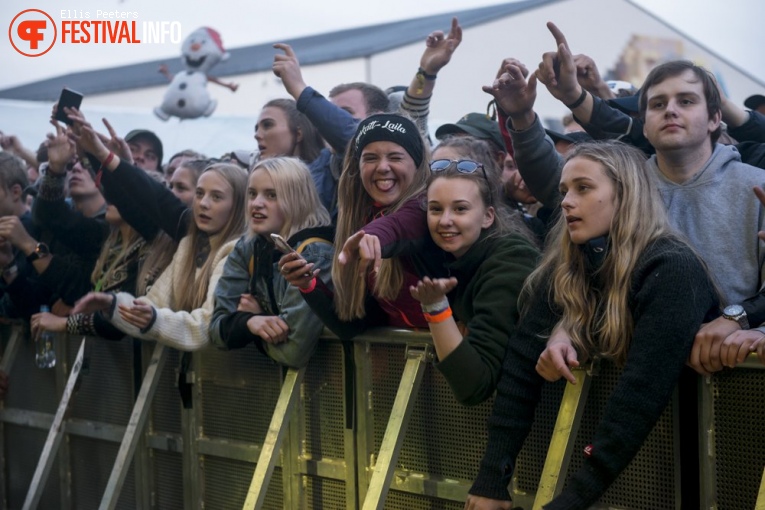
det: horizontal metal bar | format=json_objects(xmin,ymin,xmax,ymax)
[
  {"xmin": 197, "ymin": 437, "xmax": 263, "ymax": 463},
  {"xmin": 145, "ymin": 433, "xmax": 184, "ymax": 453}
]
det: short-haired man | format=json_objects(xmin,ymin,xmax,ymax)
[{"xmin": 125, "ymin": 129, "xmax": 163, "ymax": 174}]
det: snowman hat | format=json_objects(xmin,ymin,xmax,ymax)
[{"xmin": 202, "ymin": 27, "xmax": 229, "ymax": 60}]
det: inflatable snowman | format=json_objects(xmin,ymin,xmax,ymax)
[{"xmin": 154, "ymin": 27, "xmax": 238, "ymax": 121}]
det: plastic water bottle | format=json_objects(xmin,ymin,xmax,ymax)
[{"xmin": 35, "ymin": 305, "xmax": 57, "ymax": 369}]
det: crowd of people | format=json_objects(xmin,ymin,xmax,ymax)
[{"xmin": 1, "ymin": 17, "xmax": 764, "ymax": 509}]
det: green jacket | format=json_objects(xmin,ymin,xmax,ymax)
[{"xmin": 436, "ymin": 232, "xmax": 540, "ymax": 406}]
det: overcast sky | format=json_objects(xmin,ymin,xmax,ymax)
[{"xmin": 1, "ymin": 0, "xmax": 763, "ymax": 90}]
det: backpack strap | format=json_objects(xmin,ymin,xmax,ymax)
[{"xmin": 296, "ymin": 237, "xmax": 332, "ymax": 255}]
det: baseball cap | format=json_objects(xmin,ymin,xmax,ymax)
[
  {"xmin": 435, "ymin": 113, "xmax": 505, "ymax": 153},
  {"xmin": 125, "ymin": 129, "xmax": 163, "ymax": 167},
  {"xmin": 744, "ymin": 94, "xmax": 765, "ymax": 111}
]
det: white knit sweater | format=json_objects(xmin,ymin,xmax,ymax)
[{"xmin": 109, "ymin": 236, "xmax": 237, "ymax": 350}]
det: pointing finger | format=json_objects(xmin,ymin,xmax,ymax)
[{"xmin": 546, "ymin": 21, "xmax": 570, "ymax": 51}]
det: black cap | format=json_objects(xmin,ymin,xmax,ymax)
[
  {"xmin": 744, "ymin": 94, "xmax": 765, "ymax": 111},
  {"xmin": 545, "ymin": 130, "xmax": 593, "ymax": 145},
  {"xmin": 435, "ymin": 113, "xmax": 505, "ymax": 153},
  {"xmin": 125, "ymin": 129, "xmax": 163, "ymax": 167}
]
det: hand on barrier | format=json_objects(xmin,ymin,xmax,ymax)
[
  {"xmin": 338, "ymin": 230, "xmax": 381, "ymax": 276},
  {"xmin": 118, "ymin": 300, "xmax": 154, "ymax": 330},
  {"xmin": 719, "ymin": 329, "xmax": 765, "ymax": 368},
  {"xmin": 756, "ymin": 336, "xmax": 765, "ymax": 365},
  {"xmin": 690, "ymin": 317, "xmax": 741, "ymax": 375},
  {"xmin": 247, "ymin": 315, "xmax": 289, "ymax": 344},
  {"xmin": 536, "ymin": 326, "xmax": 579, "ymax": 384},
  {"xmin": 463, "ymin": 494, "xmax": 513, "ymax": 509},
  {"xmin": 278, "ymin": 252, "xmax": 319, "ymax": 290}
]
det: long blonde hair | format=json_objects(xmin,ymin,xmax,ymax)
[
  {"xmin": 332, "ymin": 116, "xmax": 430, "ymax": 321},
  {"xmin": 523, "ymin": 141, "xmax": 671, "ymax": 365},
  {"xmin": 90, "ymin": 226, "xmax": 145, "ymax": 290},
  {"xmin": 176, "ymin": 163, "xmax": 247, "ymax": 311},
  {"xmin": 248, "ymin": 157, "xmax": 331, "ymax": 240}
]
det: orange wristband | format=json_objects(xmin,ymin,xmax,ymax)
[{"xmin": 424, "ymin": 307, "xmax": 452, "ymax": 324}]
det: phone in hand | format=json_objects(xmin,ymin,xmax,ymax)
[
  {"xmin": 270, "ymin": 233, "xmax": 294, "ymax": 254},
  {"xmin": 54, "ymin": 88, "xmax": 83, "ymax": 125}
]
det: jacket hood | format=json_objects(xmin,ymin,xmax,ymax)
[{"xmin": 648, "ymin": 143, "xmax": 742, "ymax": 188}]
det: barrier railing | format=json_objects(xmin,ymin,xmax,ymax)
[{"xmin": 2, "ymin": 323, "xmax": 764, "ymax": 509}]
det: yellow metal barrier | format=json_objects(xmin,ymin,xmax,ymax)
[{"xmin": 3, "ymin": 324, "xmax": 765, "ymax": 509}]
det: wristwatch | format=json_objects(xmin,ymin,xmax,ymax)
[
  {"xmin": 26, "ymin": 242, "xmax": 50, "ymax": 263},
  {"xmin": 722, "ymin": 304, "xmax": 749, "ymax": 329}
]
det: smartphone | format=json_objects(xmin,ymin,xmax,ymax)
[
  {"xmin": 54, "ymin": 88, "xmax": 83, "ymax": 125},
  {"xmin": 270, "ymin": 233, "xmax": 294, "ymax": 254}
]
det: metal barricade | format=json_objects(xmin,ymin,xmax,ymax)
[{"xmin": 3, "ymin": 323, "xmax": 765, "ymax": 509}]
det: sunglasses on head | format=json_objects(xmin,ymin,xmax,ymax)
[{"xmin": 429, "ymin": 159, "xmax": 487, "ymax": 180}]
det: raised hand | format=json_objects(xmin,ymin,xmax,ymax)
[
  {"xmin": 482, "ymin": 58, "xmax": 537, "ymax": 125},
  {"xmin": 99, "ymin": 117, "xmax": 132, "ymax": 162},
  {"xmin": 409, "ymin": 276, "xmax": 458, "ymax": 306},
  {"xmin": 535, "ymin": 22, "xmax": 582, "ymax": 106},
  {"xmin": 419, "ymin": 17, "xmax": 463, "ymax": 75},
  {"xmin": 572, "ymin": 53, "xmax": 612, "ymax": 99},
  {"xmin": 45, "ymin": 120, "xmax": 76, "ymax": 175},
  {"xmin": 272, "ymin": 43, "xmax": 307, "ymax": 99},
  {"xmin": 338, "ymin": 230, "xmax": 381, "ymax": 276}
]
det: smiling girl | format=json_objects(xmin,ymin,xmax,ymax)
[
  {"xmin": 466, "ymin": 141, "xmax": 719, "ymax": 510},
  {"xmin": 409, "ymin": 136, "xmax": 539, "ymax": 406},
  {"xmin": 210, "ymin": 157, "xmax": 333, "ymax": 368},
  {"xmin": 280, "ymin": 113, "xmax": 439, "ymax": 337}
]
